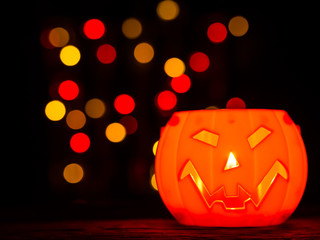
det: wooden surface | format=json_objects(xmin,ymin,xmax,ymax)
[{"xmin": 1, "ymin": 217, "xmax": 319, "ymax": 239}]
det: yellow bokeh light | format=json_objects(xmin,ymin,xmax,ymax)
[
  {"xmin": 45, "ymin": 100, "xmax": 66, "ymax": 121},
  {"xmin": 105, "ymin": 122, "xmax": 126, "ymax": 143},
  {"xmin": 156, "ymin": 0, "xmax": 179, "ymax": 21},
  {"xmin": 164, "ymin": 57, "xmax": 185, "ymax": 77},
  {"xmin": 152, "ymin": 140, "xmax": 159, "ymax": 156},
  {"xmin": 85, "ymin": 98, "xmax": 106, "ymax": 119},
  {"xmin": 48, "ymin": 27, "xmax": 69, "ymax": 47},
  {"xmin": 151, "ymin": 173, "xmax": 158, "ymax": 191},
  {"xmin": 60, "ymin": 45, "xmax": 81, "ymax": 66},
  {"xmin": 63, "ymin": 163, "xmax": 84, "ymax": 184},
  {"xmin": 66, "ymin": 110, "xmax": 86, "ymax": 129},
  {"xmin": 134, "ymin": 42, "xmax": 154, "ymax": 63},
  {"xmin": 228, "ymin": 16, "xmax": 249, "ymax": 37},
  {"xmin": 122, "ymin": 18, "xmax": 142, "ymax": 39}
]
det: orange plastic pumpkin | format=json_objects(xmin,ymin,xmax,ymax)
[{"xmin": 155, "ymin": 109, "xmax": 308, "ymax": 227}]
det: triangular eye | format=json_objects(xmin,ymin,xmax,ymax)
[
  {"xmin": 224, "ymin": 152, "xmax": 239, "ymax": 170},
  {"xmin": 192, "ymin": 130, "xmax": 219, "ymax": 147}
]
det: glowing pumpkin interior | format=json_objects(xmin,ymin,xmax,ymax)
[{"xmin": 155, "ymin": 109, "xmax": 307, "ymax": 227}]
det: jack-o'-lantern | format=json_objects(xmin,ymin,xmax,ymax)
[{"xmin": 155, "ymin": 108, "xmax": 307, "ymax": 227}]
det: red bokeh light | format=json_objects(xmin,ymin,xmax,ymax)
[
  {"xmin": 97, "ymin": 44, "xmax": 117, "ymax": 64},
  {"xmin": 171, "ymin": 74, "xmax": 191, "ymax": 93},
  {"xmin": 156, "ymin": 90, "xmax": 177, "ymax": 111},
  {"xmin": 58, "ymin": 80, "xmax": 79, "ymax": 101},
  {"xmin": 207, "ymin": 22, "xmax": 227, "ymax": 43},
  {"xmin": 83, "ymin": 19, "xmax": 105, "ymax": 39},
  {"xmin": 189, "ymin": 52, "xmax": 210, "ymax": 72},
  {"xmin": 226, "ymin": 97, "xmax": 246, "ymax": 109},
  {"xmin": 70, "ymin": 132, "xmax": 90, "ymax": 153},
  {"xmin": 120, "ymin": 115, "xmax": 138, "ymax": 134},
  {"xmin": 114, "ymin": 94, "xmax": 135, "ymax": 114}
]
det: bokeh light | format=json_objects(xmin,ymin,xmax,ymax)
[
  {"xmin": 189, "ymin": 52, "xmax": 210, "ymax": 72},
  {"xmin": 156, "ymin": 90, "xmax": 177, "ymax": 111},
  {"xmin": 226, "ymin": 97, "xmax": 246, "ymax": 109},
  {"xmin": 114, "ymin": 94, "xmax": 135, "ymax": 115},
  {"xmin": 83, "ymin": 19, "xmax": 105, "ymax": 39},
  {"xmin": 207, "ymin": 22, "xmax": 227, "ymax": 43},
  {"xmin": 58, "ymin": 80, "xmax": 79, "ymax": 101},
  {"xmin": 164, "ymin": 57, "xmax": 185, "ymax": 77},
  {"xmin": 105, "ymin": 122, "xmax": 126, "ymax": 143},
  {"xmin": 45, "ymin": 100, "xmax": 66, "ymax": 121},
  {"xmin": 48, "ymin": 27, "xmax": 69, "ymax": 47},
  {"xmin": 63, "ymin": 163, "xmax": 84, "ymax": 184},
  {"xmin": 70, "ymin": 132, "xmax": 90, "ymax": 153},
  {"xmin": 122, "ymin": 18, "xmax": 142, "ymax": 39},
  {"xmin": 85, "ymin": 98, "xmax": 106, "ymax": 119},
  {"xmin": 97, "ymin": 44, "xmax": 116, "ymax": 64},
  {"xmin": 150, "ymin": 173, "xmax": 158, "ymax": 191},
  {"xmin": 152, "ymin": 140, "xmax": 159, "ymax": 156},
  {"xmin": 60, "ymin": 45, "xmax": 81, "ymax": 66},
  {"xmin": 40, "ymin": 29, "xmax": 54, "ymax": 49},
  {"xmin": 134, "ymin": 42, "xmax": 154, "ymax": 63},
  {"xmin": 228, "ymin": 16, "xmax": 249, "ymax": 37},
  {"xmin": 66, "ymin": 110, "xmax": 86, "ymax": 130},
  {"xmin": 156, "ymin": 0, "xmax": 180, "ymax": 21},
  {"xmin": 171, "ymin": 74, "xmax": 191, "ymax": 93},
  {"xmin": 120, "ymin": 115, "xmax": 138, "ymax": 135}
]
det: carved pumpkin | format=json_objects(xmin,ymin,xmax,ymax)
[{"xmin": 155, "ymin": 109, "xmax": 307, "ymax": 227}]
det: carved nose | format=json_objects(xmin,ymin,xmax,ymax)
[{"xmin": 224, "ymin": 152, "xmax": 240, "ymax": 171}]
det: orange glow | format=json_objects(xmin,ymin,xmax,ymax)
[
  {"xmin": 122, "ymin": 18, "xmax": 142, "ymax": 39},
  {"xmin": 85, "ymin": 98, "xmax": 106, "ymax": 119},
  {"xmin": 66, "ymin": 110, "xmax": 86, "ymax": 130},
  {"xmin": 60, "ymin": 45, "xmax": 81, "ymax": 66},
  {"xmin": 70, "ymin": 132, "xmax": 90, "ymax": 153},
  {"xmin": 151, "ymin": 173, "xmax": 158, "ymax": 191},
  {"xmin": 83, "ymin": 19, "xmax": 105, "ymax": 39},
  {"xmin": 97, "ymin": 44, "xmax": 116, "ymax": 64},
  {"xmin": 156, "ymin": 0, "xmax": 179, "ymax": 21},
  {"xmin": 114, "ymin": 94, "xmax": 135, "ymax": 115},
  {"xmin": 45, "ymin": 100, "xmax": 66, "ymax": 121},
  {"xmin": 164, "ymin": 58, "xmax": 185, "ymax": 77},
  {"xmin": 134, "ymin": 42, "xmax": 154, "ymax": 63},
  {"xmin": 228, "ymin": 16, "xmax": 249, "ymax": 37},
  {"xmin": 63, "ymin": 163, "xmax": 84, "ymax": 184},
  {"xmin": 48, "ymin": 27, "xmax": 69, "ymax": 47},
  {"xmin": 155, "ymin": 109, "xmax": 308, "ymax": 226},
  {"xmin": 105, "ymin": 122, "xmax": 126, "ymax": 143}
]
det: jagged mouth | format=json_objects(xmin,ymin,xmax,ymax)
[{"xmin": 180, "ymin": 160, "xmax": 288, "ymax": 210}]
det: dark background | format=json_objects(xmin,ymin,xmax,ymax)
[{"xmin": 2, "ymin": 1, "xmax": 319, "ymax": 221}]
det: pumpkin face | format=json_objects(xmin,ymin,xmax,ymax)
[{"xmin": 155, "ymin": 109, "xmax": 308, "ymax": 227}]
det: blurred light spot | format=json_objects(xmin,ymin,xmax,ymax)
[
  {"xmin": 152, "ymin": 140, "xmax": 159, "ymax": 156},
  {"xmin": 58, "ymin": 80, "xmax": 79, "ymax": 101},
  {"xmin": 48, "ymin": 27, "xmax": 69, "ymax": 47},
  {"xmin": 134, "ymin": 42, "xmax": 154, "ymax": 63},
  {"xmin": 66, "ymin": 110, "xmax": 86, "ymax": 130},
  {"xmin": 156, "ymin": 0, "xmax": 179, "ymax": 21},
  {"xmin": 156, "ymin": 90, "xmax": 177, "ymax": 111},
  {"xmin": 122, "ymin": 18, "xmax": 142, "ymax": 39},
  {"xmin": 207, "ymin": 22, "xmax": 227, "ymax": 43},
  {"xmin": 85, "ymin": 98, "xmax": 106, "ymax": 119},
  {"xmin": 83, "ymin": 19, "xmax": 105, "ymax": 39},
  {"xmin": 45, "ymin": 100, "xmax": 66, "ymax": 121},
  {"xmin": 228, "ymin": 16, "xmax": 249, "ymax": 37},
  {"xmin": 60, "ymin": 45, "xmax": 81, "ymax": 66},
  {"xmin": 226, "ymin": 97, "xmax": 246, "ymax": 109},
  {"xmin": 70, "ymin": 132, "xmax": 90, "ymax": 153},
  {"xmin": 189, "ymin": 52, "xmax": 210, "ymax": 72},
  {"xmin": 164, "ymin": 57, "xmax": 185, "ymax": 77},
  {"xmin": 105, "ymin": 122, "xmax": 126, "ymax": 143},
  {"xmin": 205, "ymin": 105, "xmax": 219, "ymax": 110},
  {"xmin": 120, "ymin": 115, "xmax": 138, "ymax": 135},
  {"xmin": 151, "ymin": 173, "xmax": 158, "ymax": 191},
  {"xmin": 171, "ymin": 74, "xmax": 191, "ymax": 93},
  {"xmin": 114, "ymin": 94, "xmax": 135, "ymax": 115},
  {"xmin": 63, "ymin": 163, "xmax": 84, "ymax": 184},
  {"xmin": 40, "ymin": 29, "xmax": 54, "ymax": 49},
  {"xmin": 97, "ymin": 44, "xmax": 116, "ymax": 64}
]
